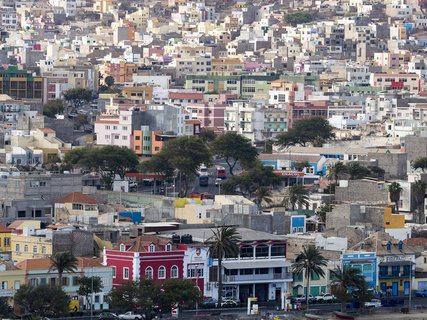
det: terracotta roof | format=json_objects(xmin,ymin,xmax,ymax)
[
  {"xmin": 40, "ymin": 128, "xmax": 55, "ymax": 134},
  {"xmin": 8, "ymin": 220, "xmax": 26, "ymax": 230},
  {"xmin": 55, "ymin": 192, "xmax": 98, "ymax": 205},
  {"xmin": 16, "ymin": 257, "xmax": 103, "ymax": 270},
  {"xmin": 404, "ymin": 237, "xmax": 427, "ymax": 247},
  {"xmin": 0, "ymin": 224, "xmax": 11, "ymax": 233},
  {"xmin": 169, "ymin": 92, "xmax": 204, "ymax": 100},
  {"xmin": 115, "ymin": 234, "xmax": 178, "ymax": 252},
  {"xmin": 185, "ymin": 119, "xmax": 201, "ymax": 125}
]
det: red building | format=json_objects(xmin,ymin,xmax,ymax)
[{"xmin": 103, "ymin": 235, "xmax": 186, "ymax": 286}]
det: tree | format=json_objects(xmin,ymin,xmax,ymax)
[
  {"xmin": 388, "ymin": 182, "xmax": 403, "ymax": 213},
  {"xmin": 294, "ymin": 161, "xmax": 310, "ymax": 172},
  {"xmin": 104, "ymin": 76, "xmax": 115, "ymax": 87},
  {"xmin": 63, "ymin": 88, "xmax": 92, "ymax": 109},
  {"xmin": 292, "ymin": 245, "xmax": 328, "ymax": 307},
  {"xmin": 65, "ymin": 146, "xmax": 139, "ymax": 189},
  {"xmin": 316, "ymin": 204, "xmax": 333, "ymax": 223},
  {"xmin": 206, "ymin": 226, "xmax": 241, "ymax": 306},
  {"xmin": 345, "ymin": 162, "xmax": 370, "ymax": 180},
  {"xmin": 367, "ymin": 166, "xmax": 385, "ymax": 180},
  {"xmin": 14, "ymin": 285, "xmax": 70, "ymax": 317},
  {"xmin": 330, "ymin": 266, "xmax": 367, "ymax": 311},
  {"xmin": 77, "ymin": 276, "xmax": 104, "ymax": 310},
  {"xmin": 43, "ymin": 99, "xmax": 64, "ymax": 118},
  {"xmin": 329, "ymin": 162, "xmax": 347, "ymax": 185},
  {"xmin": 199, "ymin": 128, "xmax": 216, "ymax": 144},
  {"xmin": 275, "ymin": 117, "xmax": 335, "ymax": 149},
  {"xmin": 75, "ymin": 114, "xmax": 89, "ymax": 130},
  {"xmin": 142, "ymin": 136, "xmax": 212, "ymax": 195},
  {"xmin": 253, "ymin": 186, "xmax": 273, "ymax": 210},
  {"xmin": 0, "ymin": 297, "xmax": 11, "ymax": 317},
  {"xmin": 413, "ymin": 180, "xmax": 427, "ymax": 224},
  {"xmin": 282, "ymin": 185, "xmax": 310, "ymax": 211},
  {"xmin": 284, "ymin": 11, "xmax": 313, "ymax": 26},
  {"xmin": 161, "ymin": 279, "xmax": 202, "ymax": 309},
  {"xmin": 49, "ymin": 252, "xmax": 78, "ymax": 287},
  {"xmin": 212, "ymin": 132, "xmax": 258, "ymax": 176},
  {"xmin": 413, "ymin": 157, "xmax": 427, "ymax": 172},
  {"xmin": 107, "ymin": 281, "xmax": 142, "ymax": 311}
]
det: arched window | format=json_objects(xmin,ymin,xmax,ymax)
[
  {"xmin": 158, "ymin": 266, "xmax": 166, "ymax": 279},
  {"xmin": 149, "ymin": 244, "xmax": 155, "ymax": 252},
  {"xmin": 145, "ymin": 267, "xmax": 153, "ymax": 279},
  {"xmin": 24, "ymin": 245, "xmax": 28, "ymax": 252},
  {"xmin": 166, "ymin": 243, "xmax": 172, "ymax": 252},
  {"xmin": 171, "ymin": 265, "xmax": 179, "ymax": 278},
  {"xmin": 120, "ymin": 244, "xmax": 126, "ymax": 252}
]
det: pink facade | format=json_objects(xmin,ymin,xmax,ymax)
[{"xmin": 288, "ymin": 100, "xmax": 328, "ymax": 128}]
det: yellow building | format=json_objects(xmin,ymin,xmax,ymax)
[
  {"xmin": 9, "ymin": 220, "xmax": 53, "ymax": 263},
  {"xmin": 0, "ymin": 224, "xmax": 11, "ymax": 251},
  {"xmin": 122, "ymin": 85, "xmax": 153, "ymax": 102},
  {"xmin": 384, "ymin": 206, "xmax": 405, "ymax": 229},
  {"xmin": 0, "ymin": 261, "xmax": 26, "ymax": 300}
]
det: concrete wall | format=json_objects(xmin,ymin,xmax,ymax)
[
  {"xmin": 53, "ymin": 229, "xmax": 94, "ymax": 257},
  {"xmin": 335, "ymin": 180, "xmax": 389, "ymax": 204},
  {"xmin": 360, "ymin": 152, "xmax": 407, "ymax": 179},
  {"xmin": 326, "ymin": 204, "xmax": 385, "ymax": 231},
  {"xmin": 403, "ymin": 135, "xmax": 427, "ymax": 162}
]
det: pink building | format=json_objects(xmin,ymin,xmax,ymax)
[{"xmin": 288, "ymin": 100, "xmax": 328, "ymax": 128}]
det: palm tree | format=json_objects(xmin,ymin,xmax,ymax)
[
  {"xmin": 329, "ymin": 162, "xmax": 347, "ymax": 185},
  {"xmin": 345, "ymin": 162, "xmax": 370, "ymax": 180},
  {"xmin": 49, "ymin": 252, "xmax": 78, "ymax": 287},
  {"xmin": 282, "ymin": 185, "xmax": 310, "ymax": 211},
  {"xmin": 292, "ymin": 245, "xmax": 328, "ymax": 307},
  {"xmin": 413, "ymin": 180, "xmax": 427, "ymax": 224},
  {"xmin": 388, "ymin": 182, "xmax": 403, "ymax": 213},
  {"xmin": 206, "ymin": 226, "xmax": 241, "ymax": 306},
  {"xmin": 253, "ymin": 186, "xmax": 273, "ymax": 211},
  {"xmin": 330, "ymin": 266, "xmax": 366, "ymax": 311}
]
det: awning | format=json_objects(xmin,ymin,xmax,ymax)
[
  {"xmin": 222, "ymin": 260, "xmax": 291, "ymax": 269},
  {"xmin": 379, "ymin": 261, "xmax": 414, "ymax": 266}
]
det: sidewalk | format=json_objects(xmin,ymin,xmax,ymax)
[{"xmin": 358, "ymin": 312, "xmax": 427, "ymax": 319}]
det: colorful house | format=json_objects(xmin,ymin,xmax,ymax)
[
  {"xmin": 342, "ymin": 252, "xmax": 378, "ymax": 292},
  {"xmin": 0, "ymin": 224, "xmax": 12, "ymax": 252},
  {"xmin": 54, "ymin": 192, "xmax": 99, "ymax": 224},
  {"xmin": 103, "ymin": 234, "xmax": 186, "ymax": 286},
  {"xmin": 0, "ymin": 261, "xmax": 25, "ymax": 300}
]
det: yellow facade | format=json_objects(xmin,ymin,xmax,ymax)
[
  {"xmin": 11, "ymin": 234, "xmax": 53, "ymax": 263},
  {"xmin": 0, "ymin": 231, "xmax": 11, "ymax": 251},
  {"xmin": 0, "ymin": 266, "xmax": 26, "ymax": 299},
  {"xmin": 384, "ymin": 206, "xmax": 405, "ymax": 229}
]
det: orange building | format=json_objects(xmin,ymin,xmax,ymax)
[{"xmin": 133, "ymin": 128, "xmax": 176, "ymax": 157}]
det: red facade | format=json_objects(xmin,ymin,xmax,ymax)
[{"xmin": 104, "ymin": 235, "xmax": 186, "ymax": 286}]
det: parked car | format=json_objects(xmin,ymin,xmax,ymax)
[
  {"xmin": 221, "ymin": 299, "xmax": 240, "ymax": 308},
  {"xmin": 416, "ymin": 289, "xmax": 427, "ymax": 297},
  {"xmin": 364, "ymin": 299, "xmax": 382, "ymax": 308},
  {"xmin": 98, "ymin": 312, "xmax": 119, "ymax": 320},
  {"xmin": 315, "ymin": 293, "xmax": 336, "ymax": 303},
  {"xmin": 200, "ymin": 298, "xmax": 217, "ymax": 308},
  {"xmin": 118, "ymin": 311, "xmax": 144, "ymax": 320},
  {"xmin": 295, "ymin": 294, "xmax": 314, "ymax": 303}
]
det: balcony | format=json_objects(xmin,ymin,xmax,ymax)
[
  {"xmin": 223, "ymin": 272, "xmax": 292, "ymax": 283},
  {"xmin": 0, "ymin": 289, "xmax": 15, "ymax": 297},
  {"xmin": 379, "ymin": 273, "xmax": 410, "ymax": 279}
]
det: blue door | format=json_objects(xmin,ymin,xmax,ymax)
[
  {"xmin": 380, "ymin": 282, "xmax": 387, "ymax": 294},
  {"xmin": 404, "ymin": 281, "xmax": 410, "ymax": 295},
  {"xmin": 392, "ymin": 282, "xmax": 399, "ymax": 296}
]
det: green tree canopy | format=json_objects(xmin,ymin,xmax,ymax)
[
  {"xmin": 0, "ymin": 297, "xmax": 11, "ymax": 317},
  {"xmin": 77, "ymin": 276, "xmax": 104, "ymax": 309},
  {"xmin": 292, "ymin": 245, "xmax": 328, "ymax": 306},
  {"xmin": 284, "ymin": 11, "xmax": 313, "ymax": 26},
  {"xmin": 388, "ymin": 182, "xmax": 402, "ymax": 213},
  {"xmin": 63, "ymin": 88, "xmax": 92, "ymax": 109},
  {"xmin": 275, "ymin": 117, "xmax": 335, "ymax": 149},
  {"xmin": 345, "ymin": 162, "xmax": 371, "ymax": 180},
  {"xmin": 161, "ymin": 279, "xmax": 202, "ymax": 308},
  {"xmin": 212, "ymin": 132, "xmax": 258, "ymax": 176},
  {"xmin": 141, "ymin": 136, "xmax": 212, "ymax": 195},
  {"xmin": 14, "ymin": 285, "xmax": 70, "ymax": 317},
  {"xmin": 43, "ymin": 99, "xmax": 64, "ymax": 118},
  {"xmin": 206, "ymin": 226, "xmax": 241, "ymax": 306},
  {"xmin": 282, "ymin": 185, "xmax": 310, "ymax": 211},
  {"xmin": 413, "ymin": 180, "xmax": 427, "ymax": 223},
  {"xmin": 199, "ymin": 128, "xmax": 217, "ymax": 144},
  {"xmin": 413, "ymin": 157, "xmax": 427, "ymax": 171},
  {"xmin": 104, "ymin": 76, "xmax": 115, "ymax": 87},
  {"xmin": 64, "ymin": 146, "xmax": 139, "ymax": 189},
  {"xmin": 330, "ymin": 266, "xmax": 367, "ymax": 311},
  {"xmin": 316, "ymin": 203, "xmax": 333, "ymax": 223}
]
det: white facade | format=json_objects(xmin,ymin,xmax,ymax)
[{"xmin": 94, "ymin": 110, "xmax": 134, "ymax": 148}]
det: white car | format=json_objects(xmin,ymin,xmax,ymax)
[
  {"xmin": 118, "ymin": 311, "xmax": 144, "ymax": 320},
  {"xmin": 315, "ymin": 293, "xmax": 335, "ymax": 303},
  {"xmin": 364, "ymin": 299, "xmax": 382, "ymax": 308}
]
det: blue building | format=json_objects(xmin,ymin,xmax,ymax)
[{"xmin": 342, "ymin": 252, "xmax": 378, "ymax": 292}]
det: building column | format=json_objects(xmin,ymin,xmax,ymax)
[
  {"xmin": 252, "ymin": 283, "xmax": 256, "ymax": 297},
  {"xmin": 102, "ymin": 247, "xmax": 107, "ymax": 266},
  {"xmin": 281, "ymin": 283, "xmax": 286, "ymax": 310},
  {"xmin": 133, "ymin": 252, "xmax": 140, "ymax": 281}
]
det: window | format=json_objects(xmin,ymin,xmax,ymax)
[
  {"xmin": 240, "ymin": 246, "xmax": 253, "ymax": 258},
  {"xmin": 149, "ymin": 244, "xmax": 155, "ymax": 252},
  {"xmin": 14, "ymin": 280, "xmax": 20, "ymax": 290},
  {"xmin": 255, "ymin": 244, "xmax": 269, "ymax": 258},
  {"xmin": 145, "ymin": 267, "xmax": 153, "ymax": 279},
  {"xmin": 171, "ymin": 265, "xmax": 178, "ymax": 278},
  {"xmin": 72, "ymin": 204, "xmax": 83, "ymax": 210},
  {"xmin": 113, "ymin": 126, "xmax": 117, "ymax": 130},
  {"xmin": 114, "ymin": 135, "xmax": 119, "ymax": 139},
  {"xmin": 112, "ymin": 266, "xmax": 116, "ymax": 278},
  {"xmin": 24, "ymin": 245, "xmax": 28, "ymax": 252},
  {"xmin": 105, "ymin": 125, "xmax": 110, "ymax": 130},
  {"xmin": 105, "ymin": 135, "xmax": 110, "ymax": 140},
  {"xmin": 271, "ymin": 244, "xmax": 285, "ymax": 257},
  {"xmin": 122, "ymin": 136, "xmax": 127, "ymax": 140},
  {"xmin": 4, "ymin": 237, "xmax": 10, "ymax": 247},
  {"xmin": 1, "ymin": 281, "xmax": 7, "ymax": 290},
  {"xmin": 255, "ymin": 268, "xmax": 269, "ymax": 274},
  {"xmin": 41, "ymin": 246, "xmax": 46, "ymax": 254},
  {"xmin": 166, "ymin": 243, "xmax": 172, "ymax": 252},
  {"xmin": 123, "ymin": 267, "xmax": 129, "ymax": 279},
  {"xmin": 135, "ymin": 136, "xmax": 141, "ymax": 140},
  {"xmin": 15, "ymin": 244, "xmax": 20, "ymax": 252},
  {"xmin": 158, "ymin": 266, "xmax": 166, "ymax": 279},
  {"xmin": 120, "ymin": 244, "xmax": 126, "ymax": 252},
  {"xmin": 187, "ymin": 264, "xmax": 204, "ymax": 278},
  {"xmin": 122, "ymin": 126, "xmax": 128, "ymax": 131},
  {"xmin": 72, "ymin": 276, "xmax": 78, "ymax": 286},
  {"xmin": 32, "ymin": 245, "xmax": 37, "ymax": 253},
  {"xmin": 62, "ymin": 277, "xmax": 69, "ymax": 286}
]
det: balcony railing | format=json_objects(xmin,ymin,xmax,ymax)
[
  {"xmin": 0, "ymin": 289, "xmax": 15, "ymax": 297},
  {"xmin": 223, "ymin": 272, "xmax": 292, "ymax": 283}
]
